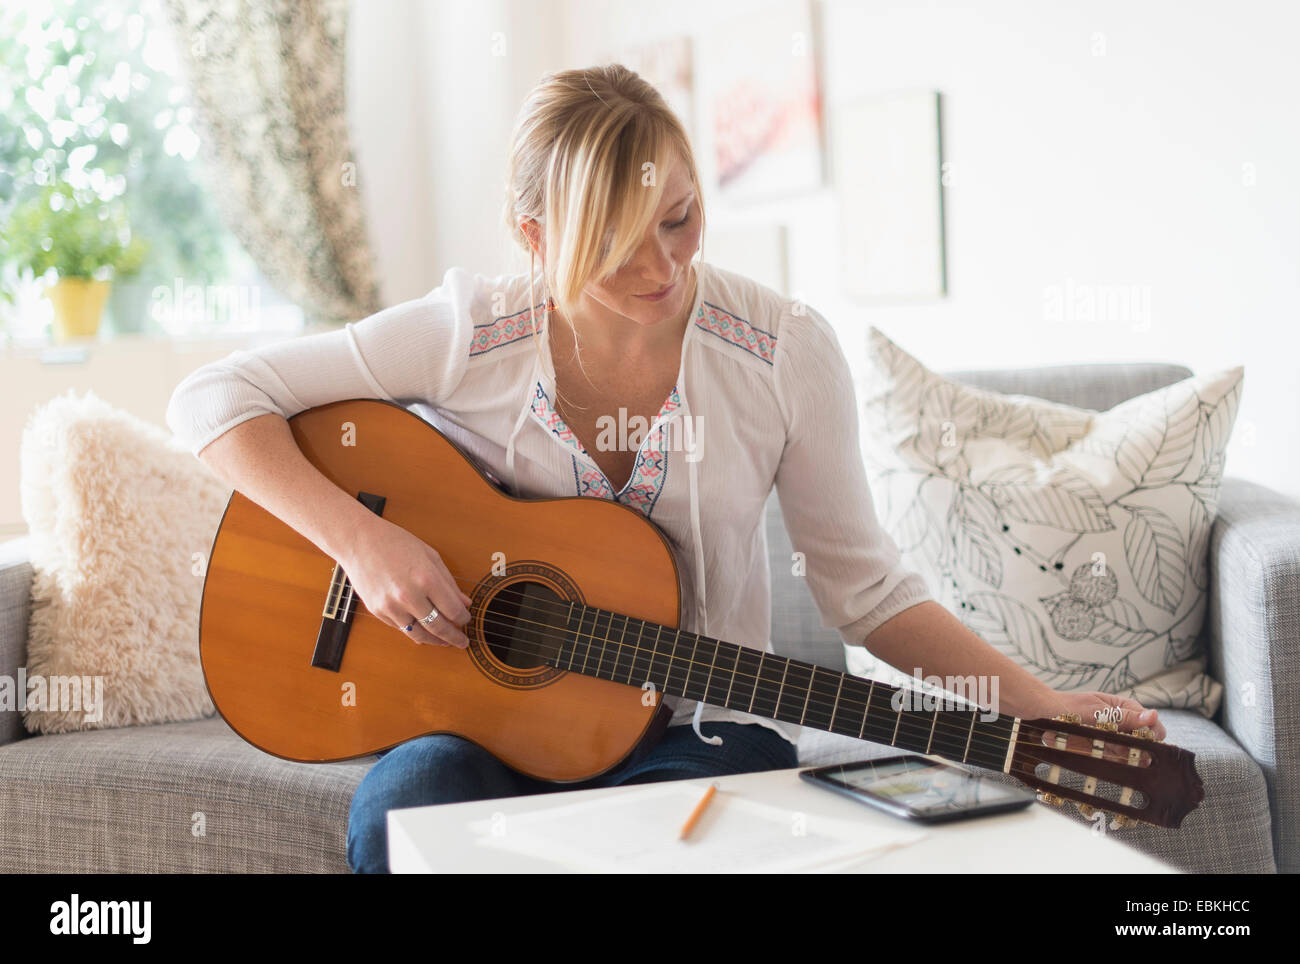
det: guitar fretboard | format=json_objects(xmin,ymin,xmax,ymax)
[{"xmin": 542, "ymin": 602, "xmax": 1017, "ymax": 774}]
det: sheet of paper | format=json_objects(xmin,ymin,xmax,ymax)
[{"xmin": 468, "ymin": 782, "xmax": 927, "ymax": 873}]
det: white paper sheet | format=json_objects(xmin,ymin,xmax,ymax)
[{"xmin": 468, "ymin": 782, "xmax": 927, "ymax": 873}]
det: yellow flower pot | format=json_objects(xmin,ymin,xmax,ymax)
[{"xmin": 46, "ymin": 277, "xmax": 113, "ymax": 342}]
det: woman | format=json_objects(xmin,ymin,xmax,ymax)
[{"xmin": 166, "ymin": 64, "xmax": 1164, "ymax": 873}]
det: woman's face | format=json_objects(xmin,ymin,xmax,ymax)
[
  {"xmin": 584, "ymin": 163, "xmax": 702, "ymax": 329},
  {"xmin": 528, "ymin": 162, "xmax": 702, "ymax": 335}
]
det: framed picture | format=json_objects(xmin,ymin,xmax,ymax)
[{"xmin": 697, "ymin": 0, "xmax": 823, "ymax": 203}]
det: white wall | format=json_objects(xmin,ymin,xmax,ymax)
[
  {"xmin": 346, "ymin": 0, "xmax": 567, "ymax": 303},
  {"xmin": 347, "ymin": 0, "xmax": 1300, "ymax": 499}
]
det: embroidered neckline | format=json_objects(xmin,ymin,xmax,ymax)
[{"xmin": 532, "ymin": 381, "xmax": 681, "ymax": 501}]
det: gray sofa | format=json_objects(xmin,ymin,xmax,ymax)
[{"xmin": 0, "ymin": 363, "xmax": 1294, "ymax": 873}]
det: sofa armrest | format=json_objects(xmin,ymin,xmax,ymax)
[
  {"xmin": 1205, "ymin": 477, "xmax": 1300, "ymax": 872},
  {"xmin": 0, "ymin": 536, "xmax": 33, "ymax": 747}
]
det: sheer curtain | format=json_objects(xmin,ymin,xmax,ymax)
[{"xmin": 160, "ymin": 0, "xmax": 382, "ymax": 326}]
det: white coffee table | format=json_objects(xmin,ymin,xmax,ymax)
[{"xmin": 387, "ymin": 765, "xmax": 1180, "ymax": 873}]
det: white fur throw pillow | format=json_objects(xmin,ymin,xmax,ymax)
[
  {"xmin": 19, "ymin": 389, "xmax": 231, "ymax": 733},
  {"xmin": 851, "ymin": 327, "xmax": 1243, "ymax": 718}
]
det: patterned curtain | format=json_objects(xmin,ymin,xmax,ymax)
[{"xmin": 160, "ymin": 0, "xmax": 382, "ymax": 326}]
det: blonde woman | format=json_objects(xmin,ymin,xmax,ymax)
[{"xmin": 167, "ymin": 65, "xmax": 1164, "ymax": 873}]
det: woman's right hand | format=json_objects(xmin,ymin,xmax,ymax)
[{"xmin": 341, "ymin": 515, "xmax": 473, "ymax": 648}]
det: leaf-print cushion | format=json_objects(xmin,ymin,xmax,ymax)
[{"xmin": 850, "ymin": 326, "xmax": 1243, "ymax": 717}]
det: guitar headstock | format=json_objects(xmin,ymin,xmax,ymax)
[{"xmin": 1009, "ymin": 710, "xmax": 1204, "ymax": 829}]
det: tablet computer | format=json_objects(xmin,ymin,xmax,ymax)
[{"xmin": 800, "ymin": 754, "xmax": 1038, "ymax": 823}]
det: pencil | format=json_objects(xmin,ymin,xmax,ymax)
[{"xmin": 679, "ymin": 783, "xmax": 718, "ymax": 840}]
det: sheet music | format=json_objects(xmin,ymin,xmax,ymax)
[{"xmin": 468, "ymin": 782, "xmax": 927, "ymax": 873}]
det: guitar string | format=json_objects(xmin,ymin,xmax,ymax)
[
  {"xmin": 382, "ymin": 601, "xmax": 1153, "ymax": 806},
  {"xmin": 360, "ymin": 575, "xmax": 1020, "ymax": 758},
  {"xmin": 449, "ymin": 598, "xmax": 1148, "ymax": 775},
  {"xmin": 338, "ymin": 577, "xmax": 1155, "ymax": 778},
  {"xmin": 343, "ymin": 571, "xmax": 1153, "ymax": 772}
]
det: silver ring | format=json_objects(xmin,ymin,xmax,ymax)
[{"xmin": 419, "ymin": 606, "xmax": 440, "ymax": 626}]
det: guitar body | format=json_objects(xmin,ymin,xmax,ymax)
[{"xmin": 200, "ymin": 399, "xmax": 676, "ymax": 781}]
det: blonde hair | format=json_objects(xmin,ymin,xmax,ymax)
[{"xmin": 502, "ymin": 63, "xmax": 707, "ymax": 408}]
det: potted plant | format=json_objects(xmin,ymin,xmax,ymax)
[{"xmin": 2, "ymin": 181, "xmax": 148, "ymax": 341}]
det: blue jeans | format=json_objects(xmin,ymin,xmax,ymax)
[{"xmin": 346, "ymin": 721, "xmax": 799, "ymax": 873}]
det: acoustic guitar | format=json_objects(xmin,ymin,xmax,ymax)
[{"xmin": 198, "ymin": 399, "xmax": 1204, "ymax": 829}]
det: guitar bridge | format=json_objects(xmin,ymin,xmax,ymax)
[{"xmin": 311, "ymin": 491, "xmax": 386, "ymax": 671}]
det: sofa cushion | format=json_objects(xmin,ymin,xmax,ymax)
[
  {"xmin": 851, "ymin": 326, "xmax": 1244, "ymax": 716},
  {"xmin": 0, "ymin": 715, "xmax": 375, "ymax": 872},
  {"xmin": 796, "ymin": 707, "xmax": 1274, "ymax": 873}
]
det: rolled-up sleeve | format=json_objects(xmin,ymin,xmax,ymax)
[
  {"xmin": 772, "ymin": 303, "xmax": 933, "ymax": 648},
  {"xmin": 165, "ymin": 267, "xmax": 475, "ymax": 456}
]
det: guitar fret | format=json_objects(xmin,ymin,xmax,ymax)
[
  {"xmin": 572, "ymin": 605, "xmax": 592, "ymax": 672},
  {"xmin": 560, "ymin": 601, "xmax": 575, "ymax": 668},
  {"xmin": 864, "ymin": 681, "xmax": 901, "ymax": 745},
  {"xmin": 729, "ymin": 649, "xmax": 761, "ymax": 715},
  {"xmin": 827, "ymin": 675, "xmax": 867, "ymax": 737},
  {"xmin": 613, "ymin": 613, "xmax": 637, "ymax": 684},
  {"xmin": 722, "ymin": 642, "xmax": 739, "ymax": 708},
  {"xmin": 592, "ymin": 608, "xmax": 613, "ymax": 680},
  {"xmin": 670, "ymin": 630, "xmax": 699, "ymax": 698},
  {"xmin": 931, "ymin": 709, "xmax": 971, "ymax": 761},
  {"xmin": 798, "ymin": 663, "xmax": 834, "ymax": 731},
  {"xmin": 577, "ymin": 606, "xmax": 595, "ymax": 675},
  {"xmin": 963, "ymin": 712, "xmax": 976, "ymax": 763},
  {"xmin": 706, "ymin": 642, "xmax": 739, "ymax": 708},
  {"xmin": 800, "ymin": 666, "xmax": 815, "ymax": 725},
  {"xmin": 647, "ymin": 624, "xmax": 664, "ymax": 691},
  {"xmin": 662, "ymin": 628, "xmax": 680, "ymax": 693},
  {"xmin": 859, "ymin": 680, "xmax": 875, "ymax": 740},
  {"xmin": 828, "ymin": 673, "xmax": 843, "ymax": 733},
  {"xmin": 748, "ymin": 652, "xmax": 765, "ymax": 714},
  {"xmin": 894, "ymin": 710, "xmax": 935, "ymax": 756},
  {"xmin": 748, "ymin": 652, "xmax": 785, "ymax": 722},
  {"xmin": 618, "ymin": 618, "xmax": 639, "ymax": 685},
  {"xmin": 774, "ymin": 660, "xmax": 791, "ymax": 722},
  {"xmin": 683, "ymin": 633, "xmax": 703, "ymax": 701},
  {"xmin": 970, "ymin": 715, "xmax": 1016, "ymax": 772},
  {"xmin": 702, "ymin": 641, "xmax": 719, "ymax": 703}
]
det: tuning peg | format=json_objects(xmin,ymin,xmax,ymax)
[
  {"xmin": 1132, "ymin": 725, "xmax": 1157, "ymax": 741},
  {"xmin": 1053, "ymin": 712, "xmax": 1081, "ymax": 723},
  {"xmin": 1109, "ymin": 814, "xmax": 1139, "ymax": 830},
  {"xmin": 1073, "ymin": 801, "xmax": 1096, "ymax": 819},
  {"xmin": 1096, "ymin": 720, "xmax": 1119, "ymax": 732},
  {"xmin": 1039, "ymin": 792, "xmax": 1066, "ymax": 807}
]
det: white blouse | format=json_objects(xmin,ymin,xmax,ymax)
[{"xmin": 165, "ymin": 259, "xmax": 933, "ymax": 748}]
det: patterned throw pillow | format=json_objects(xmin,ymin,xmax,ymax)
[{"xmin": 850, "ymin": 327, "xmax": 1243, "ymax": 717}]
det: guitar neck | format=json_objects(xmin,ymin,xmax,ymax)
[{"xmin": 545, "ymin": 601, "xmax": 1020, "ymax": 774}]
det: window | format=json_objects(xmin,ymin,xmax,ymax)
[{"xmin": 0, "ymin": 0, "xmax": 303, "ymax": 343}]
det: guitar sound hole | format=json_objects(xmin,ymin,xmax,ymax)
[{"xmin": 482, "ymin": 580, "xmax": 569, "ymax": 670}]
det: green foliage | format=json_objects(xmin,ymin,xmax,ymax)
[
  {"xmin": 0, "ymin": 0, "xmax": 232, "ymax": 301},
  {"xmin": 4, "ymin": 179, "xmax": 148, "ymax": 279}
]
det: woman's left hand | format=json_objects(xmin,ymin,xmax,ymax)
[{"xmin": 1022, "ymin": 690, "xmax": 1166, "ymax": 742}]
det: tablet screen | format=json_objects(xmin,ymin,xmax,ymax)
[{"xmin": 823, "ymin": 757, "xmax": 1034, "ymax": 815}]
